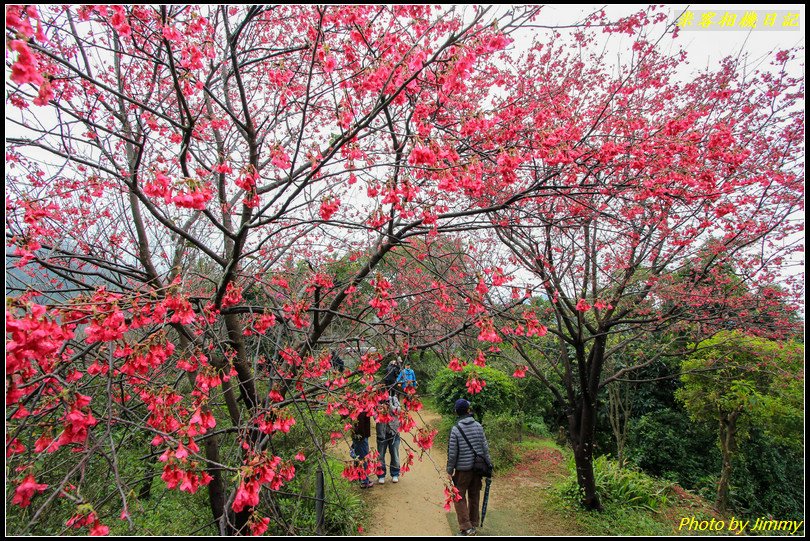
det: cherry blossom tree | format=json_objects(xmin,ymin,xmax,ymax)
[
  {"xmin": 6, "ymin": 4, "xmax": 803, "ymax": 531},
  {"xmin": 5, "ymin": 4, "xmax": 550, "ymax": 534},
  {"xmin": 480, "ymin": 16, "xmax": 804, "ymax": 509}
]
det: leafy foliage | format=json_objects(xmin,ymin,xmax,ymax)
[
  {"xmin": 558, "ymin": 455, "xmax": 671, "ymax": 512},
  {"xmin": 677, "ymin": 332, "xmax": 804, "ymax": 510},
  {"xmin": 627, "ymin": 408, "xmax": 721, "ymax": 490},
  {"xmin": 482, "ymin": 413, "xmax": 521, "ymax": 469},
  {"xmin": 430, "ymin": 364, "xmax": 518, "ymax": 421},
  {"xmin": 677, "ymin": 333, "xmax": 803, "ymax": 441},
  {"xmin": 731, "ymin": 429, "xmax": 805, "ymax": 523}
]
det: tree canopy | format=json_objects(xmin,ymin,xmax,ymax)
[{"xmin": 5, "ymin": 4, "xmax": 803, "ymax": 534}]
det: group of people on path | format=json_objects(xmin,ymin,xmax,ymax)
[
  {"xmin": 350, "ymin": 357, "xmax": 418, "ymax": 488},
  {"xmin": 351, "ymin": 394, "xmax": 402, "ymax": 488},
  {"xmin": 349, "ymin": 354, "xmax": 492, "ymax": 536},
  {"xmin": 384, "ymin": 356, "xmax": 418, "ymax": 396}
]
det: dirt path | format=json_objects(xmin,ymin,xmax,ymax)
[
  {"xmin": 485, "ymin": 444, "xmax": 582, "ymax": 536},
  {"xmin": 362, "ymin": 409, "xmax": 582, "ymax": 537},
  {"xmin": 362, "ymin": 409, "xmax": 453, "ymax": 536}
]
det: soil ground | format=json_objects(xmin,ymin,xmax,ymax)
[
  {"xmin": 474, "ymin": 445, "xmax": 584, "ymax": 536},
  {"xmin": 360, "ymin": 408, "xmax": 454, "ymax": 536}
]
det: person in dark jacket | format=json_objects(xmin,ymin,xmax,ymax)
[
  {"xmin": 352, "ymin": 411, "xmax": 373, "ymax": 488},
  {"xmin": 330, "ymin": 351, "xmax": 345, "ymax": 372},
  {"xmin": 384, "ymin": 358, "xmax": 401, "ymax": 396},
  {"xmin": 446, "ymin": 399, "xmax": 491, "ymax": 536}
]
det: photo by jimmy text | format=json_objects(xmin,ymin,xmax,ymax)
[{"xmin": 678, "ymin": 516, "xmax": 804, "ymax": 535}]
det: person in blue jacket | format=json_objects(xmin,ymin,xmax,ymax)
[{"xmin": 396, "ymin": 361, "xmax": 417, "ymax": 394}]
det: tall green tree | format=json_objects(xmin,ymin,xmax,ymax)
[{"xmin": 676, "ymin": 332, "xmax": 803, "ymax": 512}]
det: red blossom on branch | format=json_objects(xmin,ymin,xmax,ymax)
[
  {"xmin": 12, "ymin": 474, "xmax": 48, "ymax": 508},
  {"xmin": 465, "ymin": 375, "xmax": 486, "ymax": 395},
  {"xmin": 319, "ymin": 197, "xmax": 341, "ymax": 221},
  {"xmin": 8, "ymin": 40, "xmax": 44, "ymax": 86},
  {"xmin": 443, "ymin": 484, "xmax": 462, "ymax": 511},
  {"xmin": 575, "ymin": 299, "xmax": 592, "ymax": 312},
  {"xmin": 448, "ymin": 356, "xmax": 467, "ymax": 372},
  {"xmin": 413, "ymin": 427, "xmax": 438, "ymax": 451}
]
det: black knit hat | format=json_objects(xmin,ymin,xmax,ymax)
[{"xmin": 454, "ymin": 398, "xmax": 470, "ymax": 414}]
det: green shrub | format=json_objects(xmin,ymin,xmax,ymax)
[
  {"xmin": 430, "ymin": 364, "xmax": 517, "ymax": 422},
  {"xmin": 435, "ymin": 409, "xmax": 549, "ymax": 473},
  {"xmin": 482, "ymin": 413, "xmax": 521, "ymax": 470},
  {"xmin": 257, "ymin": 411, "xmax": 365, "ymax": 535},
  {"xmin": 267, "ymin": 457, "xmax": 365, "ymax": 536},
  {"xmin": 514, "ymin": 375, "xmax": 555, "ymax": 420},
  {"xmin": 411, "ymin": 349, "xmax": 450, "ymax": 383},
  {"xmin": 523, "ymin": 415, "xmax": 552, "ymax": 439},
  {"xmin": 434, "ymin": 414, "xmax": 457, "ymax": 448},
  {"xmin": 731, "ymin": 428, "xmax": 804, "ymax": 522}
]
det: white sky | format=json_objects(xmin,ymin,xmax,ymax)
[
  {"xmin": 506, "ymin": 4, "xmax": 805, "ymax": 70},
  {"xmin": 503, "ymin": 4, "xmax": 805, "ymax": 288}
]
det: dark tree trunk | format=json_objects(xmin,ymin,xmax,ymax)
[
  {"xmin": 716, "ymin": 412, "xmax": 739, "ymax": 513},
  {"xmin": 203, "ymin": 431, "xmax": 230, "ymax": 534},
  {"xmin": 137, "ymin": 445, "xmax": 156, "ymax": 500},
  {"xmin": 568, "ymin": 395, "xmax": 602, "ymax": 510},
  {"xmin": 233, "ymin": 510, "xmax": 251, "ymax": 535}
]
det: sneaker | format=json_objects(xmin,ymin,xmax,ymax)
[
  {"xmin": 392, "ymin": 476, "xmax": 399, "ymax": 483},
  {"xmin": 360, "ymin": 481, "xmax": 373, "ymax": 489},
  {"xmin": 456, "ymin": 528, "xmax": 476, "ymax": 536},
  {"xmin": 378, "ymin": 477, "xmax": 385, "ymax": 484}
]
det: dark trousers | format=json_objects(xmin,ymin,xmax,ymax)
[
  {"xmin": 452, "ymin": 470, "xmax": 482, "ymax": 530},
  {"xmin": 351, "ymin": 438, "xmax": 371, "ymax": 485}
]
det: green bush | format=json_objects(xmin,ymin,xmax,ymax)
[
  {"xmin": 259, "ymin": 411, "xmax": 365, "ymax": 535},
  {"xmin": 267, "ymin": 457, "xmax": 365, "ymax": 536},
  {"xmin": 731, "ymin": 428, "xmax": 804, "ymax": 522},
  {"xmin": 323, "ymin": 456, "xmax": 366, "ymax": 535},
  {"xmin": 411, "ymin": 349, "xmax": 450, "ymax": 383},
  {"xmin": 429, "ymin": 365, "xmax": 551, "ymax": 474},
  {"xmin": 482, "ymin": 413, "xmax": 521, "ymax": 470},
  {"xmin": 514, "ymin": 375, "xmax": 555, "ymax": 420},
  {"xmin": 430, "ymin": 364, "xmax": 517, "ymax": 422},
  {"xmin": 523, "ymin": 414, "xmax": 552, "ymax": 439},
  {"xmin": 6, "ymin": 427, "xmax": 215, "ymax": 536}
]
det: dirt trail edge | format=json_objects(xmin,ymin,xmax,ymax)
[{"xmin": 362, "ymin": 408, "xmax": 453, "ymax": 536}]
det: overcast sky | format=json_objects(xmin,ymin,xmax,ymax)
[{"xmin": 506, "ymin": 4, "xmax": 804, "ymax": 75}]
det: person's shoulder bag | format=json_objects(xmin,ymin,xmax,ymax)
[{"xmin": 455, "ymin": 423, "xmax": 493, "ymax": 478}]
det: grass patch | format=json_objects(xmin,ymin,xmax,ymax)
[
  {"xmin": 107, "ymin": 484, "xmax": 214, "ymax": 536},
  {"xmin": 517, "ymin": 438, "xmax": 564, "ymax": 452},
  {"xmin": 548, "ymin": 452, "xmax": 726, "ymax": 536}
]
